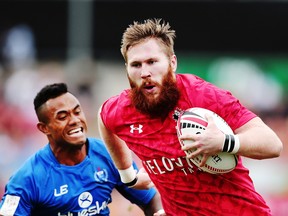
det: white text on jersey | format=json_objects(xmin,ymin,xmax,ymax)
[{"xmin": 54, "ymin": 184, "xmax": 68, "ymax": 197}]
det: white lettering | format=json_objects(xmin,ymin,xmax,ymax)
[
  {"xmin": 186, "ymin": 157, "xmax": 195, "ymax": 168},
  {"xmin": 153, "ymin": 159, "xmax": 166, "ymax": 174},
  {"xmin": 54, "ymin": 184, "xmax": 68, "ymax": 197},
  {"xmin": 145, "ymin": 160, "xmax": 157, "ymax": 174},
  {"xmin": 211, "ymin": 154, "xmax": 222, "ymax": 163},
  {"xmin": 181, "ymin": 168, "xmax": 188, "ymax": 175},
  {"xmin": 174, "ymin": 157, "xmax": 184, "ymax": 167},
  {"xmin": 162, "ymin": 157, "xmax": 174, "ymax": 171},
  {"xmin": 58, "ymin": 199, "xmax": 110, "ymax": 216},
  {"xmin": 143, "ymin": 156, "xmax": 197, "ymax": 176}
]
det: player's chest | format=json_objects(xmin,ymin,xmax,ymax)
[
  {"xmin": 118, "ymin": 116, "xmax": 184, "ymax": 157},
  {"xmin": 36, "ymin": 163, "xmax": 115, "ymax": 215}
]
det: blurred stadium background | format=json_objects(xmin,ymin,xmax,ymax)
[{"xmin": 0, "ymin": 0, "xmax": 287, "ymax": 215}]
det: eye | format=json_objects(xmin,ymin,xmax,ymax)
[
  {"xmin": 58, "ymin": 113, "xmax": 67, "ymax": 120},
  {"xmin": 131, "ymin": 62, "xmax": 141, "ymax": 68},
  {"xmin": 148, "ymin": 60, "xmax": 155, "ymax": 65},
  {"xmin": 74, "ymin": 107, "xmax": 82, "ymax": 115}
]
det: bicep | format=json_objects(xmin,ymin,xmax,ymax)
[
  {"xmin": 234, "ymin": 117, "xmax": 264, "ymax": 133},
  {"xmin": 235, "ymin": 116, "xmax": 277, "ymax": 137},
  {"xmin": 234, "ymin": 117, "xmax": 282, "ymax": 159}
]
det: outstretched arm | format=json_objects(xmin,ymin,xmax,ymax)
[
  {"xmin": 98, "ymin": 106, "xmax": 153, "ymax": 189},
  {"xmin": 98, "ymin": 106, "xmax": 132, "ymax": 170}
]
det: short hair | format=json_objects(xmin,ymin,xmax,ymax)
[
  {"xmin": 120, "ymin": 18, "xmax": 176, "ymax": 62},
  {"xmin": 34, "ymin": 83, "xmax": 68, "ymax": 112}
]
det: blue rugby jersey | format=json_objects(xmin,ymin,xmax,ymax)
[{"xmin": 0, "ymin": 138, "xmax": 156, "ymax": 216}]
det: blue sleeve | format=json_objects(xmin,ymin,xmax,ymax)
[
  {"xmin": 0, "ymin": 167, "xmax": 34, "ymax": 216},
  {"xmin": 115, "ymin": 162, "xmax": 156, "ymax": 206},
  {"xmin": 90, "ymin": 138, "xmax": 156, "ymax": 206}
]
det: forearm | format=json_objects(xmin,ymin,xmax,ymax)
[
  {"xmin": 98, "ymin": 109, "xmax": 133, "ymax": 169},
  {"xmin": 98, "ymin": 109, "xmax": 142, "ymax": 187},
  {"xmin": 102, "ymin": 134, "xmax": 133, "ymax": 169}
]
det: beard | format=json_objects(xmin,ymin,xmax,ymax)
[{"xmin": 128, "ymin": 67, "xmax": 180, "ymax": 119}]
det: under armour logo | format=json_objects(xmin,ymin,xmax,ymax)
[{"xmin": 130, "ymin": 124, "xmax": 143, "ymax": 134}]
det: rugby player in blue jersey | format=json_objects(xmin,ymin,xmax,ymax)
[{"xmin": 0, "ymin": 83, "xmax": 165, "ymax": 216}]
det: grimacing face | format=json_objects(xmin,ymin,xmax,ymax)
[{"xmin": 37, "ymin": 93, "xmax": 88, "ymax": 148}]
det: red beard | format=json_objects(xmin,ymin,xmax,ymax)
[{"xmin": 129, "ymin": 68, "xmax": 180, "ymax": 119}]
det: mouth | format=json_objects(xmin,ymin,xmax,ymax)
[
  {"xmin": 68, "ymin": 127, "xmax": 84, "ymax": 136},
  {"xmin": 143, "ymin": 83, "xmax": 156, "ymax": 93}
]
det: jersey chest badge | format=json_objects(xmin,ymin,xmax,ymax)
[{"xmin": 172, "ymin": 107, "xmax": 184, "ymax": 122}]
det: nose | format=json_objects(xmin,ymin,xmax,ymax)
[
  {"xmin": 69, "ymin": 114, "xmax": 81, "ymax": 124},
  {"xmin": 140, "ymin": 65, "xmax": 151, "ymax": 78}
]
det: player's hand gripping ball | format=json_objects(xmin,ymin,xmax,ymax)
[{"xmin": 176, "ymin": 107, "xmax": 238, "ymax": 174}]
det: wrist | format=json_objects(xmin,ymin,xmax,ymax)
[
  {"xmin": 222, "ymin": 134, "xmax": 240, "ymax": 154},
  {"xmin": 118, "ymin": 165, "xmax": 138, "ymax": 187}
]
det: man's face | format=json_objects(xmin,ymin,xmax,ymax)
[
  {"xmin": 40, "ymin": 93, "xmax": 88, "ymax": 148},
  {"xmin": 126, "ymin": 38, "xmax": 179, "ymax": 118}
]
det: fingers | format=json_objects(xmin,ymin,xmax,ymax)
[
  {"xmin": 181, "ymin": 143, "xmax": 208, "ymax": 167},
  {"xmin": 138, "ymin": 167, "xmax": 154, "ymax": 187},
  {"xmin": 199, "ymin": 154, "xmax": 208, "ymax": 167},
  {"xmin": 179, "ymin": 113, "xmax": 220, "ymax": 168},
  {"xmin": 130, "ymin": 169, "xmax": 154, "ymax": 189},
  {"xmin": 181, "ymin": 141, "xmax": 197, "ymax": 151},
  {"xmin": 153, "ymin": 209, "xmax": 166, "ymax": 216}
]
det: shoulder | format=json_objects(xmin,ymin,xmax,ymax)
[
  {"xmin": 87, "ymin": 137, "xmax": 106, "ymax": 150},
  {"xmin": 101, "ymin": 89, "xmax": 130, "ymax": 111},
  {"xmin": 100, "ymin": 90, "xmax": 134, "ymax": 128},
  {"xmin": 176, "ymin": 74, "xmax": 255, "ymax": 130},
  {"xmin": 177, "ymin": 73, "xmax": 209, "ymax": 88},
  {"xmin": 1, "ymin": 146, "xmax": 50, "ymax": 200},
  {"xmin": 8, "ymin": 145, "xmax": 50, "ymax": 182}
]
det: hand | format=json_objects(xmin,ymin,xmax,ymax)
[
  {"xmin": 153, "ymin": 209, "xmax": 166, "ymax": 216},
  {"xmin": 179, "ymin": 113, "xmax": 224, "ymax": 167},
  {"xmin": 131, "ymin": 167, "xmax": 154, "ymax": 189}
]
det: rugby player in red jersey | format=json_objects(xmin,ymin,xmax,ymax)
[{"xmin": 98, "ymin": 18, "xmax": 283, "ymax": 216}]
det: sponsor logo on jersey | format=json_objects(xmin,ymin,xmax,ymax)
[
  {"xmin": 143, "ymin": 156, "xmax": 201, "ymax": 176},
  {"xmin": 58, "ymin": 192, "xmax": 110, "ymax": 216},
  {"xmin": 130, "ymin": 124, "xmax": 143, "ymax": 134},
  {"xmin": 78, "ymin": 192, "xmax": 93, "ymax": 208},
  {"xmin": 54, "ymin": 184, "xmax": 69, "ymax": 197}
]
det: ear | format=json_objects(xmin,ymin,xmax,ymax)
[
  {"xmin": 37, "ymin": 122, "xmax": 50, "ymax": 135},
  {"xmin": 171, "ymin": 55, "xmax": 177, "ymax": 72}
]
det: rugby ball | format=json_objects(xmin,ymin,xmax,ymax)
[{"xmin": 176, "ymin": 107, "xmax": 238, "ymax": 174}]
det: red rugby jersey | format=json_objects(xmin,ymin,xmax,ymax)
[{"xmin": 100, "ymin": 73, "xmax": 271, "ymax": 216}]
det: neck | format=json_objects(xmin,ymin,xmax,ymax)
[{"xmin": 51, "ymin": 143, "xmax": 87, "ymax": 166}]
